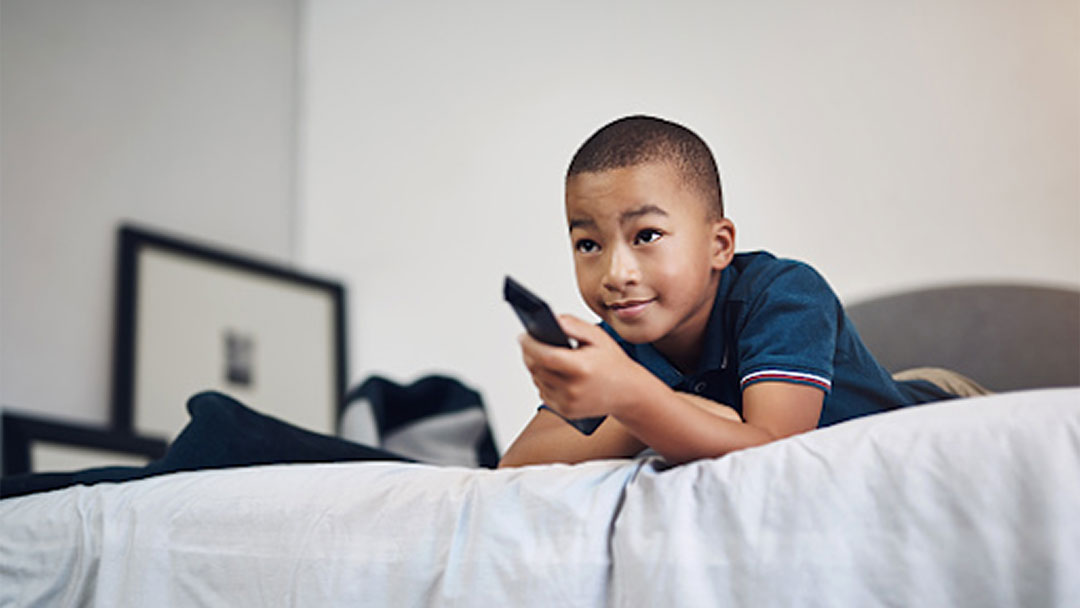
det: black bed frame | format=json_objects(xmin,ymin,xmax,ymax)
[{"xmin": 2, "ymin": 410, "xmax": 168, "ymax": 477}]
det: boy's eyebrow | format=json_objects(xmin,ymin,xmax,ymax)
[
  {"xmin": 620, "ymin": 204, "xmax": 668, "ymax": 224},
  {"xmin": 568, "ymin": 217, "xmax": 596, "ymax": 232},
  {"xmin": 568, "ymin": 204, "xmax": 669, "ymax": 232}
]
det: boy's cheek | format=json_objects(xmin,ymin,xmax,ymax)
[
  {"xmin": 583, "ymin": 298, "xmax": 606, "ymax": 319},
  {"xmin": 572, "ymin": 264, "xmax": 590, "ymax": 291},
  {"xmin": 573, "ymin": 273, "xmax": 602, "ymax": 311}
]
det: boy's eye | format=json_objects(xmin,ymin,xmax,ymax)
[
  {"xmin": 634, "ymin": 229, "xmax": 662, "ymax": 245},
  {"xmin": 574, "ymin": 239, "xmax": 599, "ymax": 254}
]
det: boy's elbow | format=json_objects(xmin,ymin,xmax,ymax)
[
  {"xmin": 498, "ymin": 443, "xmax": 588, "ymax": 468},
  {"xmin": 496, "ymin": 455, "xmax": 527, "ymax": 469},
  {"xmin": 497, "ymin": 442, "xmax": 551, "ymax": 468}
]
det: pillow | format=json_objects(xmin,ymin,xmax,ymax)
[{"xmin": 340, "ymin": 375, "xmax": 500, "ymax": 468}]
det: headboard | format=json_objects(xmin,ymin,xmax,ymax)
[{"xmin": 846, "ymin": 284, "xmax": 1080, "ymax": 393}]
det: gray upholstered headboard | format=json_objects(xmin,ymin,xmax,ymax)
[{"xmin": 846, "ymin": 284, "xmax": 1080, "ymax": 393}]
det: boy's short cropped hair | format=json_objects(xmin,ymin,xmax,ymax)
[{"xmin": 567, "ymin": 115, "xmax": 724, "ymax": 218}]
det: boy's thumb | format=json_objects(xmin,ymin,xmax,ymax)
[{"xmin": 557, "ymin": 314, "xmax": 600, "ymax": 342}]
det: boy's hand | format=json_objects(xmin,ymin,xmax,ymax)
[{"xmin": 519, "ymin": 314, "xmax": 657, "ymax": 420}]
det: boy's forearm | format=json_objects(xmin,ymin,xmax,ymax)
[
  {"xmin": 614, "ymin": 378, "xmax": 773, "ymax": 465},
  {"xmin": 498, "ymin": 410, "xmax": 646, "ymax": 468},
  {"xmin": 501, "ymin": 384, "xmax": 770, "ymax": 468}
]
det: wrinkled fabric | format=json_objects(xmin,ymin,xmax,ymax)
[{"xmin": 1, "ymin": 388, "xmax": 1077, "ymax": 607}]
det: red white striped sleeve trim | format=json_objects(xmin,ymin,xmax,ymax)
[{"xmin": 741, "ymin": 370, "xmax": 832, "ymax": 391}]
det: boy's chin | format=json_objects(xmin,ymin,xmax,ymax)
[{"xmin": 604, "ymin": 319, "xmax": 665, "ymax": 344}]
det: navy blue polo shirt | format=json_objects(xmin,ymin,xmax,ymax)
[{"xmin": 601, "ymin": 251, "xmax": 953, "ymax": 427}]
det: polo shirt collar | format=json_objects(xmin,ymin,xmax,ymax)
[{"xmin": 695, "ymin": 265, "xmax": 737, "ymax": 374}]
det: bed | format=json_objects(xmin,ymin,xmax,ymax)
[{"xmin": 2, "ymin": 387, "xmax": 1078, "ymax": 606}]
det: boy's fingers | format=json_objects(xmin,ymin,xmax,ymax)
[
  {"xmin": 530, "ymin": 377, "xmax": 564, "ymax": 409},
  {"xmin": 556, "ymin": 314, "xmax": 606, "ymax": 344},
  {"xmin": 528, "ymin": 362, "xmax": 571, "ymax": 388},
  {"xmin": 519, "ymin": 332, "xmax": 577, "ymax": 373}
]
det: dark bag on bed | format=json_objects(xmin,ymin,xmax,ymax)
[{"xmin": 339, "ymin": 375, "xmax": 500, "ymax": 469}]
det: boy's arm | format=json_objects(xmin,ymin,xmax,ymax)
[
  {"xmin": 613, "ymin": 380, "xmax": 822, "ymax": 465},
  {"xmin": 497, "ymin": 391, "xmax": 742, "ymax": 468},
  {"xmin": 503, "ymin": 315, "xmax": 823, "ymax": 466},
  {"xmin": 497, "ymin": 409, "xmax": 644, "ymax": 468}
]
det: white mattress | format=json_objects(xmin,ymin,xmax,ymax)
[{"xmin": 2, "ymin": 387, "xmax": 1078, "ymax": 607}]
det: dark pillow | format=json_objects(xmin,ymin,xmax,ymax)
[{"xmin": 340, "ymin": 375, "xmax": 499, "ymax": 468}]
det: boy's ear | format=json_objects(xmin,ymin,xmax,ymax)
[{"xmin": 710, "ymin": 218, "xmax": 736, "ymax": 270}]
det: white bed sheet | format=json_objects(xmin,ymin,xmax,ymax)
[
  {"xmin": 611, "ymin": 387, "xmax": 1080, "ymax": 607},
  {"xmin": 1, "ymin": 387, "xmax": 1078, "ymax": 607},
  {"xmin": 1, "ymin": 457, "xmax": 639, "ymax": 607}
]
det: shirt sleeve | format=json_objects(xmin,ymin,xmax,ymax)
[{"xmin": 735, "ymin": 261, "xmax": 840, "ymax": 393}]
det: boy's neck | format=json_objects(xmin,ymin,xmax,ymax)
[
  {"xmin": 652, "ymin": 324, "xmax": 708, "ymax": 376},
  {"xmin": 656, "ymin": 340, "xmax": 703, "ymax": 376},
  {"xmin": 651, "ymin": 270, "xmax": 722, "ymax": 375}
]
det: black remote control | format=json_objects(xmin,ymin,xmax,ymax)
[{"xmin": 504, "ymin": 276, "xmax": 606, "ymax": 435}]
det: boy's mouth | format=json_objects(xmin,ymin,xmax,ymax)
[{"xmin": 606, "ymin": 298, "xmax": 655, "ymax": 320}]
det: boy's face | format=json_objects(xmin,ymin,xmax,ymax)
[{"xmin": 565, "ymin": 161, "xmax": 734, "ymax": 362}]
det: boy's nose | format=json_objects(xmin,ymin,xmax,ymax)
[{"xmin": 602, "ymin": 246, "xmax": 640, "ymax": 290}]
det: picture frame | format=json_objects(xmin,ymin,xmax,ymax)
[{"xmin": 110, "ymin": 225, "xmax": 347, "ymax": 441}]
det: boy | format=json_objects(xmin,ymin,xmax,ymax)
[{"xmin": 499, "ymin": 115, "xmax": 964, "ymax": 468}]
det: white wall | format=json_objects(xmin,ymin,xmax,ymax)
[
  {"xmin": 1, "ymin": 0, "xmax": 299, "ymax": 424},
  {"xmin": 300, "ymin": 0, "xmax": 1079, "ymax": 449},
  {"xmin": 3, "ymin": 1, "xmax": 1076, "ymax": 453}
]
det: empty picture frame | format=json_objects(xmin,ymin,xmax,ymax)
[{"xmin": 111, "ymin": 225, "xmax": 347, "ymax": 441}]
